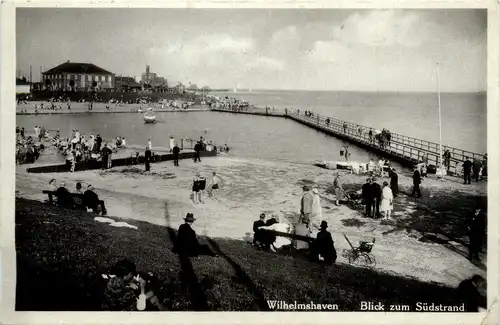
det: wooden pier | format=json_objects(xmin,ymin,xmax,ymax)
[{"xmin": 211, "ymin": 108, "xmax": 486, "ymax": 176}]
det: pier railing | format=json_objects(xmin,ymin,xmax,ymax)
[{"xmin": 212, "ymin": 107, "xmax": 485, "ymax": 176}]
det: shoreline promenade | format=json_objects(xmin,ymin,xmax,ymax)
[{"xmin": 211, "ymin": 107, "xmax": 485, "ymax": 177}]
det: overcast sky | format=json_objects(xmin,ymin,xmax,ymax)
[{"xmin": 17, "ymin": 8, "xmax": 486, "ymax": 92}]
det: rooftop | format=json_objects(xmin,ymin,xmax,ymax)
[{"xmin": 43, "ymin": 61, "xmax": 114, "ymax": 75}]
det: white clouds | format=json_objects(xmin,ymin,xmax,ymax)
[
  {"xmin": 332, "ymin": 10, "xmax": 423, "ymax": 48},
  {"xmin": 246, "ymin": 56, "xmax": 285, "ymax": 71},
  {"xmin": 307, "ymin": 40, "xmax": 351, "ymax": 63}
]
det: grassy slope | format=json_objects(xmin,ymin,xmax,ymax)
[{"xmin": 15, "ymin": 197, "xmax": 460, "ymax": 311}]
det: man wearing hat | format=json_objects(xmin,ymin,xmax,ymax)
[
  {"xmin": 310, "ymin": 221, "xmax": 337, "ymax": 265},
  {"xmin": 300, "ymin": 185, "xmax": 314, "ymax": 220},
  {"xmin": 173, "ymin": 213, "xmax": 216, "ymax": 257},
  {"xmin": 362, "ymin": 177, "xmax": 373, "ymax": 217}
]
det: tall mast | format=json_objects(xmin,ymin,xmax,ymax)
[{"xmin": 437, "ymin": 62, "xmax": 443, "ymax": 170}]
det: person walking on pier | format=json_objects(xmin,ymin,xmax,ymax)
[
  {"xmin": 472, "ymin": 158, "xmax": 482, "ymax": 182},
  {"xmin": 325, "ymin": 118, "xmax": 330, "ymax": 127},
  {"xmin": 443, "ymin": 150, "xmax": 451, "ymax": 171},
  {"xmin": 368, "ymin": 129, "xmax": 373, "ymax": 144},
  {"xmin": 343, "ymin": 123, "xmax": 347, "ymax": 134},
  {"xmin": 411, "ymin": 167, "xmax": 422, "ymax": 198},
  {"xmin": 463, "ymin": 157, "xmax": 472, "ymax": 185}
]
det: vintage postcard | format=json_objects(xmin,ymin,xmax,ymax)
[{"xmin": 1, "ymin": 0, "xmax": 499, "ymax": 324}]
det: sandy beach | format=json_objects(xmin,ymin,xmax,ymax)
[
  {"xmin": 16, "ymin": 101, "xmax": 208, "ymax": 115},
  {"xmin": 16, "ymin": 153, "xmax": 487, "ymax": 288}
]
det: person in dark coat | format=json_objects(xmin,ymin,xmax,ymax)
[
  {"xmin": 411, "ymin": 168, "xmax": 422, "ymax": 198},
  {"xmin": 310, "ymin": 221, "xmax": 337, "ymax": 265},
  {"xmin": 172, "ymin": 213, "xmax": 217, "ymax": 257},
  {"xmin": 370, "ymin": 178, "xmax": 382, "ymax": 218},
  {"xmin": 463, "ymin": 157, "xmax": 472, "ymax": 185},
  {"xmin": 443, "ymin": 150, "xmax": 452, "ymax": 171},
  {"xmin": 389, "ymin": 168, "xmax": 399, "ymax": 198},
  {"xmin": 56, "ymin": 183, "xmax": 74, "ymax": 209},
  {"xmin": 468, "ymin": 206, "xmax": 486, "ymax": 262},
  {"xmin": 253, "ymin": 213, "xmax": 266, "ymax": 246},
  {"xmin": 83, "ymin": 184, "xmax": 106, "ymax": 214},
  {"xmin": 193, "ymin": 142, "xmax": 202, "ymax": 163},
  {"xmin": 472, "ymin": 158, "xmax": 482, "ymax": 182},
  {"xmin": 145, "ymin": 147, "xmax": 152, "ymax": 172},
  {"xmin": 96, "ymin": 134, "xmax": 103, "ymax": 152},
  {"xmin": 362, "ymin": 177, "xmax": 373, "ymax": 217},
  {"xmin": 260, "ymin": 217, "xmax": 278, "ymax": 250},
  {"xmin": 172, "ymin": 144, "xmax": 180, "ymax": 167},
  {"xmin": 100, "ymin": 144, "xmax": 111, "ymax": 170},
  {"xmin": 456, "ymin": 275, "xmax": 486, "ymax": 312}
]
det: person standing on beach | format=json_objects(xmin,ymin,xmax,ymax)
[
  {"xmin": 370, "ymin": 178, "xmax": 382, "ymax": 218},
  {"xmin": 380, "ymin": 181, "xmax": 394, "ymax": 220},
  {"xmin": 169, "ymin": 136, "xmax": 175, "ymax": 153},
  {"xmin": 411, "ymin": 167, "xmax": 422, "ymax": 198},
  {"xmin": 389, "ymin": 168, "xmax": 399, "ymax": 198},
  {"xmin": 468, "ymin": 205, "xmax": 486, "ymax": 262},
  {"xmin": 96, "ymin": 134, "xmax": 103, "ymax": 152},
  {"xmin": 333, "ymin": 173, "xmax": 345, "ymax": 206},
  {"xmin": 145, "ymin": 146, "xmax": 152, "ymax": 172},
  {"xmin": 194, "ymin": 141, "xmax": 202, "ymax": 163},
  {"xmin": 101, "ymin": 144, "xmax": 112, "ymax": 170},
  {"xmin": 172, "ymin": 144, "xmax": 180, "ymax": 167},
  {"xmin": 300, "ymin": 185, "xmax": 314, "ymax": 219},
  {"xmin": 192, "ymin": 172, "xmax": 201, "ymax": 204},
  {"xmin": 362, "ymin": 178, "xmax": 373, "ymax": 217},
  {"xmin": 310, "ymin": 188, "xmax": 322, "ymax": 234},
  {"xmin": 463, "ymin": 157, "xmax": 472, "ymax": 185},
  {"xmin": 210, "ymin": 171, "xmax": 221, "ymax": 201}
]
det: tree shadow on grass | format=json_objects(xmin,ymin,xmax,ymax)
[
  {"xmin": 206, "ymin": 237, "xmax": 270, "ymax": 311},
  {"xmin": 163, "ymin": 202, "xmax": 209, "ymax": 311}
]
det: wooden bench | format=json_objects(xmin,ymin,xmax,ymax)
[
  {"xmin": 261, "ymin": 230, "xmax": 316, "ymax": 243},
  {"xmin": 42, "ymin": 190, "xmax": 107, "ymax": 215}
]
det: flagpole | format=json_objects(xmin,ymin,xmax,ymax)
[{"xmin": 437, "ymin": 62, "xmax": 443, "ymax": 174}]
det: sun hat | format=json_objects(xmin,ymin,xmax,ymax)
[
  {"xmin": 184, "ymin": 213, "xmax": 196, "ymax": 222},
  {"xmin": 312, "ymin": 188, "xmax": 319, "ymax": 194}
]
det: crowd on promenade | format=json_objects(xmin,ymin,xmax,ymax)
[{"xmin": 15, "ymin": 126, "xmax": 45, "ymax": 164}]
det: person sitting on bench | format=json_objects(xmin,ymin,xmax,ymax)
[
  {"xmin": 310, "ymin": 221, "xmax": 337, "ymax": 265},
  {"xmin": 259, "ymin": 214, "xmax": 292, "ymax": 252},
  {"xmin": 56, "ymin": 182, "xmax": 74, "ymax": 209},
  {"xmin": 252, "ymin": 213, "xmax": 266, "ymax": 247},
  {"xmin": 84, "ymin": 184, "xmax": 103, "ymax": 214},
  {"xmin": 172, "ymin": 213, "xmax": 217, "ymax": 257}
]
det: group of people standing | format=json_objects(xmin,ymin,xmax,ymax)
[{"xmin": 361, "ymin": 169, "xmax": 398, "ymax": 220}]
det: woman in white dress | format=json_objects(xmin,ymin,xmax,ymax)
[{"xmin": 379, "ymin": 181, "xmax": 394, "ymax": 220}]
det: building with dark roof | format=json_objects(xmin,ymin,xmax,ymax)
[
  {"xmin": 115, "ymin": 76, "xmax": 141, "ymax": 91},
  {"xmin": 42, "ymin": 61, "xmax": 115, "ymax": 91}
]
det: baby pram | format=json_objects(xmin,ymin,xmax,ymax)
[{"xmin": 343, "ymin": 233, "xmax": 376, "ymax": 267}]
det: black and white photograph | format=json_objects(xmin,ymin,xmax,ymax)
[{"xmin": 1, "ymin": 1, "xmax": 499, "ymax": 323}]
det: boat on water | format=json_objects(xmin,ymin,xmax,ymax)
[{"xmin": 144, "ymin": 108, "xmax": 156, "ymax": 123}]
